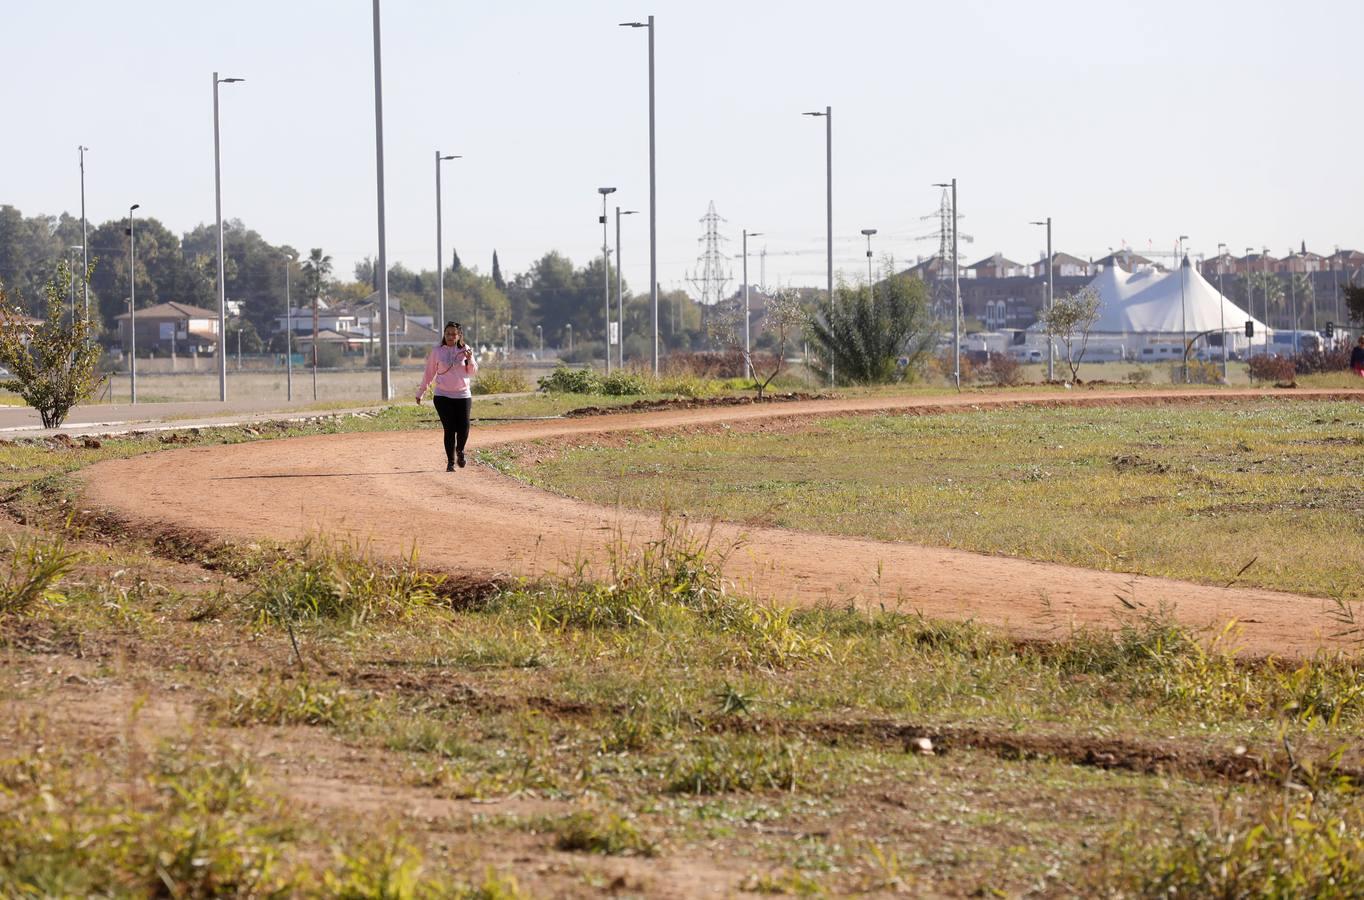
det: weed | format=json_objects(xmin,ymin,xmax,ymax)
[
  {"xmin": 549, "ymin": 809, "xmax": 659, "ymax": 856},
  {"xmin": 214, "ymin": 678, "xmax": 364, "ymax": 728},
  {"xmin": 1093, "ymin": 793, "xmax": 1364, "ymax": 897},
  {"xmin": 667, "ymin": 738, "xmax": 802, "ymax": 794},
  {"xmin": 0, "ymin": 532, "xmax": 79, "ymax": 616},
  {"xmin": 246, "ymin": 534, "xmax": 442, "ymax": 628},
  {"xmin": 471, "ymin": 364, "xmax": 530, "ymax": 395}
]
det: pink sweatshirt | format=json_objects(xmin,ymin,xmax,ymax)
[{"xmin": 416, "ymin": 344, "xmax": 479, "ymax": 400}]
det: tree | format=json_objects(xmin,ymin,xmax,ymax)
[
  {"xmin": 1345, "ymin": 282, "xmax": 1364, "ymax": 324},
  {"xmin": 708, "ymin": 288, "xmax": 807, "ymax": 399},
  {"xmin": 492, "ymin": 250, "xmax": 505, "ymax": 292},
  {"xmin": 300, "ymin": 249, "xmax": 332, "ymax": 384},
  {"xmin": 807, "ymin": 272, "xmax": 935, "ymax": 384},
  {"xmin": 451, "ymin": 248, "xmax": 462, "ymax": 274},
  {"xmin": 0, "ymin": 266, "xmax": 103, "ymax": 428},
  {"xmin": 1040, "ymin": 286, "xmax": 1101, "ymax": 383}
]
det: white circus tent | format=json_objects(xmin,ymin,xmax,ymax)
[
  {"xmin": 1081, "ymin": 260, "xmax": 1266, "ymax": 338},
  {"xmin": 1025, "ymin": 258, "xmax": 1266, "ymax": 362}
]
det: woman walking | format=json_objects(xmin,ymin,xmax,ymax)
[{"xmin": 416, "ymin": 322, "xmax": 479, "ymax": 471}]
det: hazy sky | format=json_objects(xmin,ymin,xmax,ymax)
[{"xmin": 8, "ymin": 0, "xmax": 1362, "ymax": 296}]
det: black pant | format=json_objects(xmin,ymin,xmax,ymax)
[{"xmin": 432, "ymin": 395, "xmax": 471, "ymax": 462}]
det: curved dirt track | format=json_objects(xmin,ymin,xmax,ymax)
[{"xmin": 83, "ymin": 389, "xmax": 1364, "ymax": 657}]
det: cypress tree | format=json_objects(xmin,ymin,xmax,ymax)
[
  {"xmin": 492, "ymin": 250, "xmax": 505, "ymax": 291},
  {"xmin": 451, "ymin": 247, "xmax": 462, "ymax": 273}
]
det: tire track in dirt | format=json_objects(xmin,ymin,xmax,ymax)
[{"xmin": 81, "ymin": 389, "xmax": 1364, "ymax": 657}]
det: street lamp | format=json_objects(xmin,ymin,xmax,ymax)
[
  {"xmin": 1262, "ymin": 247, "xmax": 1271, "ymax": 356},
  {"xmin": 1286, "ymin": 247, "xmax": 1299, "ymax": 353},
  {"xmin": 78, "ymin": 146, "xmax": 89, "ymax": 320},
  {"xmin": 598, "ymin": 187, "xmax": 617, "ymax": 374},
  {"xmin": 373, "ymin": 0, "xmax": 393, "ymax": 400},
  {"xmin": 435, "ymin": 151, "xmax": 461, "ymax": 329},
  {"xmin": 742, "ymin": 229, "xmax": 764, "ymax": 377},
  {"xmin": 566, "ymin": 323, "xmax": 573, "ymax": 355},
  {"xmin": 1216, "ymin": 243, "xmax": 1228, "ymax": 380},
  {"xmin": 803, "ymin": 107, "xmax": 833, "ymax": 384},
  {"xmin": 619, "ymin": 17, "xmax": 658, "ymax": 374},
  {"xmin": 1030, "ymin": 218, "xmax": 1054, "ymax": 381},
  {"xmin": 934, "ymin": 180, "xmax": 960, "ymax": 388},
  {"xmin": 616, "ymin": 207, "xmax": 638, "ymax": 369},
  {"xmin": 67, "ymin": 246, "xmax": 84, "ymax": 319},
  {"xmin": 861, "ymin": 227, "xmax": 877, "ymax": 296},
  {"xmin": 127, "ymin": 204, "xmax": 140, "ymax": 404},
  {"xmin": 212, "ymin": 72, "xmax": 244, "ymax": 402},
  {"xmin": 537, "ymin": 324, "xmax": 543, "ymax": 355},
  {"xmin": 282, "ymin": 251, "xmax": 295, "ymax": 402},
  {"xmin": 1178, "ymin": 235, "xmax": 1189, "ymax": 383}
]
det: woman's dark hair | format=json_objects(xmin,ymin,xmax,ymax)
[{"xmin": 439, "ymin": 321, "xmax": 466, "ymax": 350}]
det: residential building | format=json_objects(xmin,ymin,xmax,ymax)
[{"xmin": 115, "ymin": 302, "xmax": 219, "ymax": 355}]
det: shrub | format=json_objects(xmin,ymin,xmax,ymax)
[
  {"xmin": 665, "ymin": 351, "xmax": 743, "ymax": 379},
  {"xmin": 0, "ymin": 266, "xmax": 104, "ymax": 428},
  {"xmin": 1290, "ymin": 346, "xmax": 1351, "ymax": 375},
  {"xmin": 245, "ymin": 535, "xmax": 441, "ymax": 628},
  {"xmin": 1093, "ymin": 795, "xmax": 1364, "ymax": 898},
  {"xmin": 472, "ymin": 364, "xmax": 529, "ymax": 395},
  {"xmin": 666, "ymin": 738, "xmax": 801, "ymax": 794},
  {"xmin": 550, "ymin": 810, "xmax": 658, "ymax": 857},
  {"xmin": 979, "ymin": 352, "xmax": 1023, "ymax": 386},
  {"xmin": 1124, "ymin": 368, "xmax": 1152, "ymax": 384},
  {"xmin": 536, "ymin": 365, "xmax": 600, "ymax": 394},
  {"xmin": 1247, "ymin": 354, "xmax": 1296, "ymax": 384},
  {"xmin": 0, "ymin": 533, "xmax": 79, "ymax": 617},
  {"xmin": 599, "ymin": 370, "xmax": 648, "ymax": 396},
  {"xmin": 1168, "ymin": 359, "xmax": 1223, "ymax": 384}
]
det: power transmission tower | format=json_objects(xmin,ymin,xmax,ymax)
[
  {"xmin": 916, "ymin": 187, "xmax": 973, "ymax": 316},
  {"xmin": 685, "ymin": 201, "xmax": 732, "ymax": 331}
]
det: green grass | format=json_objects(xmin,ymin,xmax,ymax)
[{"xmin": 506, "ymin": 399, "xmax": 1364, "ymax": 600}]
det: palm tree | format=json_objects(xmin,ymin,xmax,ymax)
[{"xmin": 300, "ymin": 248, "xmax": 332, "ymax": 399}]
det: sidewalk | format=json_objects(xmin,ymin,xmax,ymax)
[{"xmin": 0, "ymin": 392, "xmax": 537, "ymax": 440}]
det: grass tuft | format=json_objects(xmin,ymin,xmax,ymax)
[
  {"xmin": 0, "ymin": 532, "xmax": 79, "ymax": 616},
  {"xmin": 549, "ymin": 809, "xmax": 659, "ymax": 857},
  {"xmin": 666, "ymin": 738, "xmax": 802, "ymax": 794},
  {"xmin": 245, "ymin": 534, "xmax": 443, "ymax": 628}
]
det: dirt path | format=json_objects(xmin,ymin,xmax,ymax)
[{"xmin": 81, "ymin": 389, "xmax": 1364, "ymax": 657}]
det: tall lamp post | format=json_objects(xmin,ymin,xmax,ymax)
[
  {"xmin": 1245, "ymin": 247, "xmax": 1257, "ymax": 355},
  {"xmin": 78, "ymin": 146, "xmax": 89, "ymax": 320},
  {"xmin": 1030, "ymin": 218, "xmax": 1054, "ymax": 381},
  {"xmin": 1178, "ymin": 234, "xmax": 1189, "ymax": 383},
  {"xmin": 742, "ymin": 228, "xmax": 763, "ymax": 377},
  {"xmin": 434, "ymin": 151, "xmax": 461, "ymax": 328},
  {"xmin": 127, "ymin": 204, "xmax": 140, "ymax": 404},
  {"xmin": 934, "ymin": 180, "xmax": 960, "ymax": 388},
  {"xmin": 803, "ymin": 107, "xmax": 833, "ymax": 384},
  {"xmin": 615, "ymin": 207, "xmax": 637, "ymax": 369},
  {"xmin": 282, "ymin": 252, "xmax": 295, "ymax": 402},
  {"xmin": 1262, "ymin": 247, "xmax": 1271, "ymax": 356},
  {"xmin": 1216, "ymin": 243, "xmax": 1228, "ymax": 380},
  {"xmin": 598, "ymin": 187, "xmax": 617, "ymax": 374},
  {"xmin": 861, "ymin": 228, "xmax": 877, "ymax": 300},
  {"xmin": 67, "ymin": 246, "xmax": 83, "ymax": 319},
  {"xmin": 619, "ymin": 17, "xmax": 658, "ymax": 373},
  {"xmin": 212, "ymin": 72, "xmax": 244, "ymax": 402},
  {"xmin": 566, "ymin": 323, "xmax": 573, "ymax": 355},
  {"xmin": 372, "ymin": 0, "xmax": 393, "ymax": 400},
  {"xmin": 537, "ymin": 324, "xmax": 543, "ymax": 355}
]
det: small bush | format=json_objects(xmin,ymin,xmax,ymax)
[
  {"xmin": 216, "ymin": 679, "xmax": 363, "ymax": 728},
  {"xmin": 666, "ymin": 738, "xmax": 801, "ymax": 794},
  {"xmin": 472, "ymin": 364, "xmax": 529, "ymax": 395},
  {"xmin": 1167, "ymin": 359, "xmax": 1223, "ymax": 384},
  {"xmin": 0, "ymin": 533, "xmax": 79, "ymax": 617},
  {"xmin": 665, "ymin": 351, "xmax": 744, "ymax": 379},
  {"xmin": 1290, "ymin": 346, "xmax": 1351, "ymax": 375},
  {"xmin": 600, "ymin": 370, "xmax": 648, "ymax": 396},
  {"xmin": 1247, "ymin": 353, "xmax": 1296, "ymax": 384},
  {"xmin": 1094, "ymin": 795, "xmax": 1364, "ymax": 897},
  {"xmin": 550, "ymin": 810, "xmax": 658, "ymax": 857},
  {"xmin": 246, "ymin": 535, "xmax": 442, "ymax": 628},
  {"xmin": 536, "ymin": 365, "xmax": 600, "ymax": 394},
  {"xmin": 1124, "ymin": 367, "xmax": 1152, "ymax": 384},
  {"xmin": 979, "ymin": 352, "xmax": 1023, "ymax": 387}
]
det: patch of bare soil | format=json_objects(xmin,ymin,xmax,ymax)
[
  {"xmin": 76, "ymin": 389, "xmax": 1364, "ymax": 659},
  {"xmin": 563, "ymin": 391, "xmax": 826, "ymax": 418}
]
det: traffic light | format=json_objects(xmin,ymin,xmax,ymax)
[
  {"xmin": 1326, "ymin": 321, "xmax": 1335, "ymax": 338},
  {"xmin": 1245, "ymin": 320, "xmax": 1254, "ymax": 338}
]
